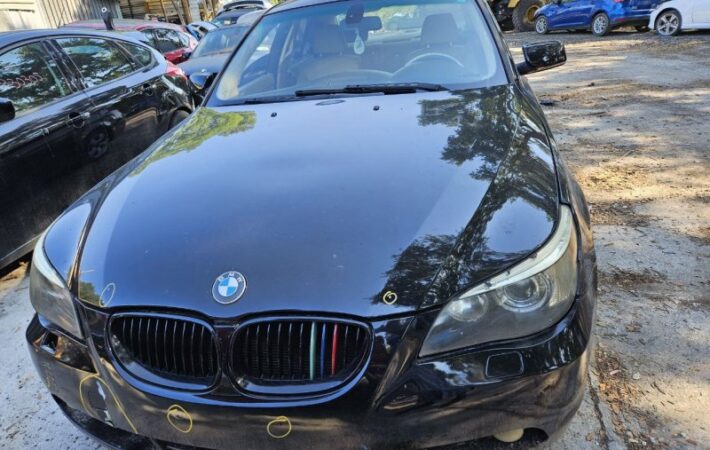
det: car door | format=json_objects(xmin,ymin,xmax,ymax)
[
  {"xmin": 548, "ymin": 0, "xmax": 584, "ymax": 28},
  {"xmin": 48, "ymin": 36, "xmax": 163, "ymax": 209},
  {"xmin": 0, "ymin": 39, "xmax": 80, "ymax": 264},
  {"xmin": 567, "ymin": 0, "xmax": 595, "ymax": 27},
  {"xmin": 691, "ymin": 0, "xmax": 710, "ymax": 24}
]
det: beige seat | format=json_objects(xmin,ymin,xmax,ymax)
[
  {"xmin": 293, "ymin": 25, "xmax": 360, "ymax": 84},
  {"xmin": 407, "ymin": 13, "xmax": 473, "ymax": 68}
]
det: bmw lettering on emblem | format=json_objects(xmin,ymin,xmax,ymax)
[{"xmin": 212, "ymin": 271, "xmax": 247, "ymax": 304}]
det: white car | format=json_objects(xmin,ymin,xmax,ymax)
[{"xmin": 649, "ymin": 0, "xmax": 710, "ymax": 36}]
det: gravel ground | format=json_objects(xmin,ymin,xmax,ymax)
[{"xmin": 1, "ymin": 29, "xmax": 708, "ymax": 450}]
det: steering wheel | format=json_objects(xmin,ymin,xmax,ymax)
[{"xmin": 404, "ymin": 53, "xmax": 464, "ymax": 69}]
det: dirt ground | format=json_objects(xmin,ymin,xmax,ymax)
[
  {"xmin": 510, "ymin": 30, "xmax": 710, "ymax": 449},
  {"xmin": 0, "ymin": 30, "xmax": 708, "ymax": 450}
]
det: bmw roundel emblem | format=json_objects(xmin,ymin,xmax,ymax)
[{"xmin": 212, "ymin": 271, "xmax": 247, "ymax": 304}]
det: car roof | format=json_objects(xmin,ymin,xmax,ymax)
[
  {"xmin": 216, "ymin": 7, "xmax": 263, "ymax": 18},
  {"xmin": 0, "ymin": 28, "xmax": 154, "ymax": 48},
  {"xmin": 62, "ymin": 19, "xmax": 184, "ymax": 32}
]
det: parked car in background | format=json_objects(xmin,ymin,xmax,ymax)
[
  {"xmin": 0, "ymin": 29, "xmax": 192, "ymax": 269},
  {"xmin": 187, "ymin": 21, "xmax": 218, "ymax": 40},
  {"xmin": 213, "ymin": 3, "xmax": 265, "ymax": 26},
  {"xmin": 649, "ymin": 0, "xmax": 710, "ymax": 35},
  {"xmin": 180, "ymin": 10, "xmax": 263, "ymax": 84},
  {"xmin": 217, "ymin": 0, "xmax": 271, "ymax": 15},
  {"xmin": 535, "ymin": 0, "xmax": 664, "ymax": 36},
  {"xmin": 63, "ymin": 19, "xmax": 198, "ymax": 64}
]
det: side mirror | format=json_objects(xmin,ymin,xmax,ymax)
[
  {"xmin": 516, "ymin": 41, "xmax": 566, "ymax": 75},
  {"xmin": 189, "ymin": 72, "xmax": 216, "ymax": 94},
  {"xmin": 0, "ymin": 98, "xmax": 15, "ymax": 123}
]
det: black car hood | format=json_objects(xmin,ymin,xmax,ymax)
[
  {"xmin": 72, "ymin": 85, "xmax": 559, "ymax": 319},
  {"xmin": 178, "ymin": 54, "xmax": 230, "ymax": 76}
]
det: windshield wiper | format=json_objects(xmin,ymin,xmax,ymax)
[
  {"xmin": 295, "ymin": 82, "xmax": 448, "ymax": 97},
  {"xmin": 235, "ymin": 94, "xmax": 300, "ymax": 105}
]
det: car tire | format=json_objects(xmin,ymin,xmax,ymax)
[
  {"xmin": 169, "ymin": 110, "xmax": 190, "ymax": 129},
  {"xmin": 535, "ymin": 16, "xmax": 549, "ymax": 34},
  {"xmin": 513, "ymin": 0, "xmax": 545, "ymax": 32},
  {"xmin": 591, "ymin": 13, "xmax": 610, "ymax": 36},
  {"xmin": 655, "ymin": 10, "xmax": 681, "ymax": 36}
]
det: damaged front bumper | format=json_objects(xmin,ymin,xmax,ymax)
[{"xmin": 27, "ymin": 280, "xmax": 594, "ymax": 450}]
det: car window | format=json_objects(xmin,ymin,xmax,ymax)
[
  {"xmin": 0, "ymin": 42, "xmax": 72, "ymax": 116},
  {"xmin": 140, "ymin": 30, "xmax": 157, "ymax": 46},
  {"xmin": 191, "ymin": 26, "xmax": 249, "ymax": 58},
  {"xmin": 56, "ymin": 37, "xmax": 135, "ymax": 88},
  {"xmin": 213, "ymin": 0, "xmax": 507, "ymax": 104},
  {"xmin": 121, "ymin": 42, "xmax": 154, "ymax": 67},
  {"xmin": 178, "ymin": 32, "xmax": 191, "ymax": 48},
  {"xmin": 153, "ymin": 29, "xmax": 183, "ymax": 52}
]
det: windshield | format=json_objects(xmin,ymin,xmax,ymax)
[
  {"xmin": 212, "ymin": 0, "xmax": 507, "ymax": 104},
  {"xmin": 191, "ymin": 26, "xmax": 249, "ymax": 58}
]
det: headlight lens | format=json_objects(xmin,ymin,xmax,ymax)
[
  {"xmin": 29, "ymin": 232, "xmax": 83, "ymax": 338},
  {"xmin": 420, "ymin": 205, "xmax": 577, "ymax": 357}
]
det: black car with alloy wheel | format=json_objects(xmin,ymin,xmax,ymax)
[
  {"xmin": 26, "ymin": 0, "xmax": 596, "ymax": 448},
  {"xmin": 0, "ymin": 29, "xmax": 192, "ymax": 269}
]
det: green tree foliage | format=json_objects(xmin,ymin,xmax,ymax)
[{"xmin": 134, "ymin": 107, "xmax": 256, "ymax": 174}]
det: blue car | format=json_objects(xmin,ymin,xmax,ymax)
[{"xmin": 534, "ymin": 0, "xmax": 664, "ymax": 36}]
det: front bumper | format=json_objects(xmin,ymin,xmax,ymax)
[{"xmin": 27, "ymin": 282, "xmax": 594, "ymax": 449}]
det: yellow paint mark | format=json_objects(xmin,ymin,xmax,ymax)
[
  {"xmin": 382, "ymin": 290, "xmax": 398, "ymax": 305},
  {"xmin": 98, "ymin": 282, "xmax": 116, "ymax": 307},
  {"xmin": 166, "ymin": 404, "xmax": 193, "ymax": 434},
  {"xmin": 78, "ymin": 374, "xmax": 137, "ymax": 433},
  {"xmin": 266, "ymin": 416, "xmax": 292, "ymax": 439}
]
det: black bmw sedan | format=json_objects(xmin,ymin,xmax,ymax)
[
  {"xmin": 0, "ymin": 29, "xmax": 192, "ymax": 269},
  {"xmin": 26, "ymin": 0, "xmax": 596, "ymax": 448}
]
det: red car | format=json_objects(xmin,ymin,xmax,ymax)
[{"xmin": 63, "ymin": 19, "xmax": 198, "ymax": 64}]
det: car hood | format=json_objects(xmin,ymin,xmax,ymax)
[
  {"xmin": 178, "ymin": 54, "xmax": 230, "ymax": 76},
  {"xmin": 71, "ymin": 85, "xmax": 559, "ymax": 319}
]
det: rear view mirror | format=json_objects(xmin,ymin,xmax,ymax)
[
  {"xmin": 0, "ymin": 98, "xmax": 15, "ymax": 123},
  {"xmin": 517, "ymin": 41, "xmax": 566, "ymax": 75},
  {"xmin": 190, "ymin": 72, "xmax": 216, "ymax": 93}
]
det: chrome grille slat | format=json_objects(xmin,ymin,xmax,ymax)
[
  {"xmin": 109, "ymin": 315, "xmax": 218, "ymax": 386},
  {"xmin": 230, "ymin": 319, "xmax": 369, "ymax": 386}
]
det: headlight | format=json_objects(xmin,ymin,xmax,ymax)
[
  {"xmin": 420, "ymin": 205, "xmax": 577, "ymax": 357},
  {"xmin": 29, "ymin": 232, "xmax": 83, "ymax": 339}
]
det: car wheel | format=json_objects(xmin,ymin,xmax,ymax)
[
  {"xmin": 655, "ymin": 10, "xmax": 681, "ymax": 36},
  {"xmin": 535, "ymin": 16, "xmax": 549, "ymax": 34},
  {"xmin": 513, "ymin": 0, "xmax": 545, "ymax": 32},
  {"xmin": 591, "ymin": 13, "xmax": 610, "ymax": 36},
  {"xmin": 169, "ymin": 110, "xmax": 190, "ymax": 129},
  {"xmin": 85, "ymin": 128, "xmax": 110, "ymax": 159},
  {"xmin": 635, "ymin": 25, "xmax": 649, "ymax": 32}
]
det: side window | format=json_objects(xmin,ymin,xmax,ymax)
[
  {"xmin": 0, "ymin": 42, "xmax": 72, "ymax": 117},
  {"xmin": 121, "ymin": 43, "xmax": 154, "ymax": 68},
  {"xmin": 153, "ymin": 29, "xmax": 182, "ymax": 53},
  {"xmin": 55, "ymin": 37, "xmax": 134, "ymax": 88},
  {"xmin": 141, "ymin": 30, "xmax": 157, "ymax": 47},
  {"xmin": 177, "ymin": 32, "xmax": 191, "ymax": 48}
]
